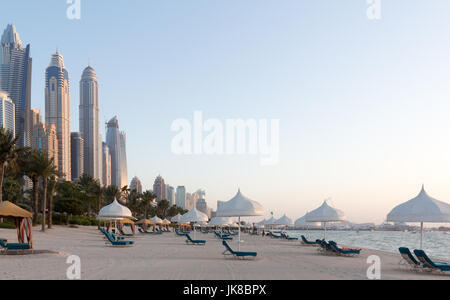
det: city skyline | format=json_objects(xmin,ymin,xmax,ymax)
[{"xmin": 2, "ymin": 2, "xmax": 450, "ymax": 223}]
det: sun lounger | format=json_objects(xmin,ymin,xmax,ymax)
[
  {"xmin": 301, "ymin": 235, "xmax": 319, "ymax": 246},
  {"xmin": 281, "ymin": 232, "xmax": 298, "ymax": 240},
  {"xmin": 214, "ymin": 231, "xmax": 233, "ymax": 240},
  {"xmin": 317, "ymin": 240, "xmax": 334, "ymax": 254},
  {"xmin": 269, "ymin": 232, "xmax": 283, "ymax": 239},
  {"xmin": 328, "ymin": 241, "xmax": 361, "ymax": 256},
  {"xmin": 414, "ymin": 249, "xmax": 450, "ymax": 272},
  {"xmin": 399, "ymin": 247, "xmax": 421, "ymax": 269},
  {"xmin": 119, "ymin": 228, "xmax": 133, "ymax": 237},
  {"xmin": 222, "ymin": 241, "xmax": 257, "ymax": 259},
  {"xmin": 0, "ymin": 239, "xmax": 30, "ymax": 251},
  {"xmin": 185, "ymin": 234, "xmax": 206, "ymax": 245},
  {"xmin": 175, "ymin": 229, "xmax": 188, "ymax": 236},
  {"xmin": 103, "ymin": 231, "xmax": 134, "ymax": 246}
]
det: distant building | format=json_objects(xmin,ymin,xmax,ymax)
[
  {"xmin": 106, "ymin": 116, "xmax": 127, "ymax": 188},
  {"xmin": 167, "ymin": 186, "xmax": 175, "ymax": 206},
  {"xmin": 130, "ymin": 176, "xmax": 143, "ymax": 194},
  {"xmin": 70, "ymin": 132, "xmax": 84, "ymax": 181},
  {"xmin": 29, "ymin": 108, "xmax": 42, "ymax": 130},
  {"xmin": 119, "ymin": 131, "xmax": 128, "ymax": 187},
  {"xmin": 0, "ymin": 90, "xmax": 15, "ymax": 136},
  {"xmin": 0, "ymin": 24, "xmax": 32, "ymax": 147},
  {"xmin": 102, "ymin": 142, "xmax": 111, "ymax": 186},
  {"xmin": 45, "ymin": 51, "xmax": 71, "ymax": 180},
  {"xmin": 31, "ymin": 123, "xmax": 58, "ymax": 168},
  {"xmin": 153, "ymin": 175, "xmax": 166, "ymax": 202},
  {"xmin": 176, "ymin": 186, "xmax": 186, "ymax": 209},
  {"xmin": 196, "ymin": 198, "xmax": 210, "ymax": 218}
]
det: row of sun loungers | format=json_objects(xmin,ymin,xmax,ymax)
[
  {"xmin": 100, "ymin": 228, "xmax": 134, "ymax": 247},
  {"xmin": 0, "ymin": 238, "xmax": 30, "ymax": 251},
  {"xmin": 399, "ymin": 247, "xmax": 450, "ymax": 272},
  {"xmin": 214, "ymin": 231, "xmax": 233, "ymax": 240},
  {"xmin": 316, "ymin": 239, "xmax": 361, "ymax": 256}
]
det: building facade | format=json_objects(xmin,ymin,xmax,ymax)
[
  {"xmin": 45, "ymin": 52, "xmax": 71, "ymax": 180},
  {"xmin": 153, "ymin": 175, "xmax": 166, "ymax": 202},
  {"xmin": 70, "ymin": 132, "xmax": 84, "ymax": 181},
  {"xmin": 0, "ymin": 90, "xmax": 15, "ymax": 136},
  {"xmin": 79, "ymin": 66, "xmax": 102, "ymax": 183},
  {"xmin": 31, "ymin": 123, "xmax": 58, "ymax": 168},
  {"xmin": 167, "ymin": 185, "xmax": 175, "ymax": 206},
  {"xmin": 0, "ymin": 24, "xmax": 32, "ymax": 147},
  {"xmin": 130, "ymin": 176, "xmax": 143, "ymax": 194},
  {"xmin": 176, "ymin": 186, "xmax": 186, "ymax": 209},
  {"xmin": 106, "ymin": 116, "xmax": 127, "ymax": 188},
  {"xmin": 119, "ymin": 131, "xmax": 128, "ymax": 188},
  {"xmin": 102, "ymin": 142, "xmax": 111, "ymax": 187},
  {"xmin": 29, "ymin": 108, "xmax": 42, "ymax": 129}
]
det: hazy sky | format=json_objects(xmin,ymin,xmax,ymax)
[{"xmin": 2, "ymin": 0, "xmax": 450, "ymax": 223}]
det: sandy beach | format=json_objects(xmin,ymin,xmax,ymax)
[{"xmin": 0, "ymin": 226, "xmax": 448, "ymax": 280}]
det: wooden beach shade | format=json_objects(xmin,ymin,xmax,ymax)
[{"xmin": 0, "ymin": 201, "xmax": 33, "ymax": 248}]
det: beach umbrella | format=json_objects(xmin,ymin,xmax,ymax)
[
  {"xmin": 0, "ymin": 201, "xmax": 33, "ymax": 247},
  {"xmin": 150, "ymin": 216, "xmax": 163, "ymax": 225},
  {"xmin": 171, "ymin": 213, "xmax": 183, "ymax": 223},
  {"xmin": 180, "ymin": 208, "xmax": 209, "ymax": 238},
  {"xmin": 275, "ymin": 215, "xmax": 294, "ymax": 227},
  {"xmin": 208, "ymin": 217, "xmax": 233, "ymax": 226},
  {"xmin": 136, "ymin": 219, "xmax": 155, "ymax": 226},
  {"xmin": 98, "ymin": 199, "xmax": 134, "ymax": 220},
  {"xmin": 306, "ymin": 200, "xmax": 346, "ymax": 240},
  {"xmin": 387, "ymin": 185, "xmax": 450, "ymax": 249},
  {"xmin": 216, "ymin": 189, "xmax": 264, "ymax": 251},
  {"xmin": 162, "ymin": 219, "xmax": 171, "ymax": 225}
]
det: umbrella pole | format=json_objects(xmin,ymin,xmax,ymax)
[
  {"xmin": 324, "ymin": 222, "xmax": 327, "ymax": 240},
  {"xmin": 420, "ymin": 222, "xmax": 424, "ymax": 250},
  {"xmin": 238, "ymin": 216, "xmax": 241, "ymax": 251}
]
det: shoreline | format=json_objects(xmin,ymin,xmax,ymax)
[{"xmin": 0, "ymin": 226, "xmax": 449, "ymax": 280}]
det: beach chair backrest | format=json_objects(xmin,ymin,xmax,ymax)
[
  {"xmin": 399, "ymin": 248, "xmax": 420, "ymax": 266},
  {"xmin": 222, "ymin": 241, "xmax": 235, "ymax": 254},
  {"xmin": 414, "ymin": 250, "xmax": 437, "ymax": 268},
  {"xmin": 0, "ymin": 239, "xmax": 6, "ymax": 248}
]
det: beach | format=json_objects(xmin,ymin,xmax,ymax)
[{"xmin": 0, "ymin": 226, "xmax": 448, "ymax": 280}]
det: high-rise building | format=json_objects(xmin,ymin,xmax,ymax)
[
  {"xmin": 102, "ymin": 142, "xmax": 111, "ymax": 187},
  {"xmin": 0, "ymin": 24, "xmax": 32, "ymax": 147},
  {"xmin": 196, "ymin": 198, "xmax": 211, "ymax": 218},
  {"xmin": 70, "ymin": 132, "xmax": 84, "ymax": 181},
  {"xmin": 185, "ymin": 193, "xmax": 195, "ymax": 210},
  {"xmin": 176, "ymin": 186, "xmax": 186, "ymax": 209},
  {"xmin": 0, "ymin": 90, "xmax": 15, "ymax": 135},
  {"xmin": 153, "ymin": 175, "xmax": 166, "ymax": 202},
  {"xmin": 31, "ymin": 123, "xmax": 58, "ymax": 168},
  {"xmin": 119, "ymin": 131, "xmax": 128, "ymax": 187},
  {"xmin": 106, "ymin": 116, "xmax": 127, "ymax": 188},
  {"xmin": 79, "ymin": 65, "xmax": 102, "ymax": 183},
  {"xmin": 45, "ymin": 52, "xmax": 71, "ymax": 180},
  {"xmin": 167, "ymin": 186, "xmax": 175, "ymax": 206},
  {"xmin": 29, "ymin": 108, "xmax": 42, "ymax": 129},
  {"xmin": 130, "ymin": 176, "xmax": 142, "ymax": 194}
]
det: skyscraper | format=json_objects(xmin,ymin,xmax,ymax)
[
  {"xmin": 29, "ymin": 108, "xmax": 42, "ymax": 129},
  {"xmin": 106, "ymin": 116, "xmax": 127, "ymax": 188},
  {"xmin": 31, "ymin": 123, "xmax": 58, "ymax": 169},
  {"xmin": 45, "ymin": 52, "xmax": 71, "ymax": 180},
  {"xmin": 79, "ymin": 66, "xmax": 102, "ymax": 183},
  {"xmin": 0, "ymin": 90, "xmax": 15, "ymax": 136},
  {"xmin": 70, "ymin": 132, "xmax": 84, "ymax": 181},
  {"xmin": 0, "ymin": 24, "xmax": 32, "ymax": 147},
  {"xmin": 176, "ymin": 186, "xmax": 186, "ymax": 209},
  {"xmin": 130, "ymin": 176, "xmax": 143, "ymax": 194},
  {"xmin": 102, "ymin": 142, "xmax": 111, "ymax": 187},
  {"xmin": 167, "ymin": 185, "xmax": 175, "ymax": 206},
  {"xmin": 153, "ymin": 175, "xmax": 166, "ymax": 202}
]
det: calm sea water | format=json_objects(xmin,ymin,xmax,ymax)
[{"xmin": 287, "ymin": 230, "xmax": 450, "ymax": 261}]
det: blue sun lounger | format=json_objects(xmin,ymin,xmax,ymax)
[
  {"xmin": 301, "ymin": 235, "xmax": 319, "ymax": 245},
  {"xmin": 328, "ymin": 241, "xmax": 361, "ymax": 256},
  {"xmin": 186, "ymin": 234, "xmax": 206, "ymax": 245},
  {"xmin": 317, "ymin": 240, "xmax": 334, "ymax": 254},
  {"xmin": 414, "ymin": 249, "xmax": 450, "ymax": 272},
  {"xmin": 269, "ymin": 232, "xmax": 283, "ymax": 239},
  {"xmin": 0, "ymin": 239, "xmax": 30, "ymax": 251},
  {"xmin": 222, "ymin": 241, "xmax": 257, "ymax": 259},
  {"xmin": 281, "ymin": 232, "xmax": 298, "ymax": 240},
  {"xmin": 214, "ymin": 231, "xmax": 233, "ymax": 240},
  {"xmin": 103, "ymin": 231, "xmax": 134, "ymax": 246},
  {"xmin": 175, "ymin": 229, "xmax": 188, "ymax": 236},
  {"xmin": 119, "ymin": 228, "xmax": 133, "ymax": 237},
  {"xmin": 399, "ymin": 247, "xmax": 421, "ymax": 269}
]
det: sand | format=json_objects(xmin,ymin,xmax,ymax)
[{"xmin": 0, "ymin": 226, "xmax": 448, "ymax": 280}]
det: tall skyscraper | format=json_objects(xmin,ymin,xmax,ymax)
[
  {"xmin": 153, "ymin": 175, "xmax": 166, "ymax": 202},
  {"xmin": 196, "ymin": 198, "xmax": 211, "ymax": 218},
  {"xmin": 167, "ymin": 185, "xmax": 175, "ymax": 206},
  {"xmin": 70, "ymin": 132, "xmax": 84, "ymax": 181},
  {"xmin": 0, "ymin": 24, "xmax": 32, "ymax": 146},
  {"xmin": 31, "ymin": 123, "xmax": 58, "ymax": 168},
  {"xmin": 45, "ymin": 52, "xmax": 71, "ymax": 180},
  {"xmin": 106, "ymin": 116, "xmax": 127, "ymax": 188},
  {"xmin": 79, "ymin": 66, "xmax": 102, "ymax": 183},
  {"xmin": 176, "ymin": 186, "xmax": 186, "ymax": 209},
  {"xmin": 29, "ymin": 108, "xmax": 42, "ymax": 129},
  {"xmin": 130, "ymin": 176, "xmax": 143, "ymax": 194},
  {"xmin": 0, "ymin": 90, "xmax": 15, "ymax": 136},
  {"xmin": 102, "ymin": 142, "xmax": 111, "ymax": 187}
]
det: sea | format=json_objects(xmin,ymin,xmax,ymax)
[{"xmin": 286, "ymin": 230, "xmax": 450, "ymax": 260}]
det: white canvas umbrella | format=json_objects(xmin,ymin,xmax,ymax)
[
  {"xmin": 216, "ymin": 189, "xmax": 264, "ymax": 250},
  {"xmin": 98, "ymin": 199, "xmax": 133, "ymax": 220},
  {"xmin": 150, "ymin": 216, "xmax": 163, "ymax": 225},
  {"xmin": 171, "ymin": 213, "xmax": 183, "ymax": 223},
  {"xmin": 275, "ymin": 215, "xmax": 293, "ymax": 227},
  {"xmin": 306, "ymin": 200, "xmax": 346, "ymax": 239},
  {"xmin": 387, "ymin": 185, "xmax": 450, "ymax": 249},
  {"xmin": 208, "ymin": 217, "xmax": 233, "ymax": 226},
  {"xmin": 180, "ymin": 208, "xmax": 209, "ymax": 239}
]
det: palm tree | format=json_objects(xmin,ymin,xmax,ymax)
[
  {"xmin": 105, "ymin": 185, "xmax": 121, "ymax": 203},
  {"xmin": 120, "ymin": 185, "xmax": 130, "ymax": 205},
  {"xmin": 24, "ymin": 150, "xmax": 42, "ymax": 226},
  {"xmin": 78, "ymin": 174, "xmax": 95, "ymax": 216},
  {"xmin": 91, "ymin": 180, "xmax": 106, "ymax": 229},
  {"xmin": 47, "ymin": 176, "xmax": 58, "ymax": 229},
  {"xmin": 0, "ymin": 128, "xmax": 21, "ymax": 205},
  {"xmin": 141, "ymin": 191, "xmax": 156, "ymax": 219}
]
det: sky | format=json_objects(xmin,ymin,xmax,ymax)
[{"xmin": 2, "ymin": 0, "xmax": 450, "ymax": 224}]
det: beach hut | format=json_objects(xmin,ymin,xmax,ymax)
[
  {"xmin": 306, "ymin": 200, "xmax": 346, "ymax": 239},
  {"xmin": 216, "ymin": 189, "xmax": 264, "ymax": 250},
  {"xmin": 0, "ymin": 201, "xmax": 33, "ymax": 248},
  {"xmin": 387, "ymin": 185, "xmax": 450, "ymax": 249},
  {"xmin": 180, "ymin": 208, "xmax": 209, "ymax": 238}
]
